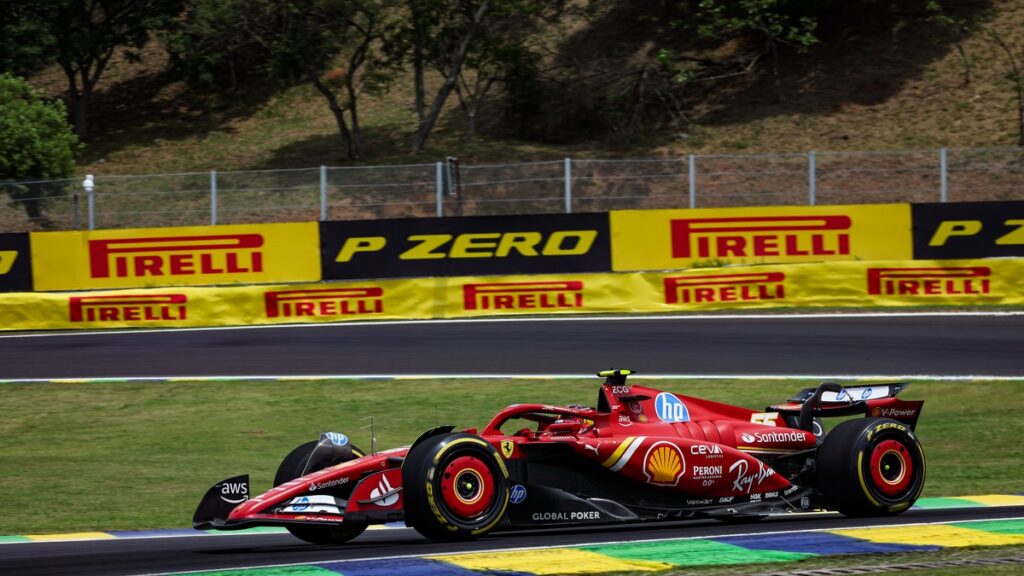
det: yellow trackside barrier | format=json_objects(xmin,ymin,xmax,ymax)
[
  {"xmin": 610, "ymin": 204, "xmax": 912, "ymax": 271},
  {"xmin": 30, "ymin": 222, "xmax": 320, "ymax": 291},
  {"xmin": 0, "ymin": 259, "xmax": 1019, "ymax": 331}
]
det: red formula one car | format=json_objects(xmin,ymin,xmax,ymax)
[{"xmin": 194, "ymin": 369, "xmax": 926, "ymax": 544}]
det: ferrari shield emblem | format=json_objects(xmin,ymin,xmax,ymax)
[{"xmin": 501, "ymin": 440, "xmax": 515, "ymax": 459}]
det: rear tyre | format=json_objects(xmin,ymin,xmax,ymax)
[
  {"xmin": 274, "ymin": 440, "xmax": 367, "ymax": 545},
  {"xmin": 402, "ymin": 433, "xmax": 510, "ymax": 542},
  {"xmin": 816, "ymin": 418, "xmax": 925, "ymax": 517}
]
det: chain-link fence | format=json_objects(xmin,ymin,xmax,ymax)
[{"xmin": 2, "ymin": 146, "xmax": 1021, "ymax": 232}]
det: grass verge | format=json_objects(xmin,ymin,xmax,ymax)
[{"xmin": 1, "ymin": 378, "xmax": 1022, "ymax": 534}]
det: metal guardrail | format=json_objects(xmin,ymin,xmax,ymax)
[{"xmin": 1, "ymin": 146, "xmax": 1022, "ymax": 231}]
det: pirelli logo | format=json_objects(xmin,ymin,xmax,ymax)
[
  {"xmin": 265, "ymin": 287, "xmax": 384, "ymax": 318},
  {"xmin": 664, "ymin": 272, "xmax": 785, "ymax": 304},
  {"xmin": 867, "ymin": 267, "xmax": 991, "ymax": 296},
  {"xmin": 463, "ymin": 281, "xmax": 583, "ymax": 311},
  {"xmin": 69, "ymin": 294, "xmax": 188, "ymax": 322},
  {"xmin": 88, "ymin": 234, "xmax": 264, "ymax": 278},
  {"xmin": 670, "ymin": 216, "xmax": 851, "ymax": 259}
]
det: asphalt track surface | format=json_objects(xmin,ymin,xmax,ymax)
[
  {"xmin": 2, "ymin": 313, "xmax": 1022, "ymax": 575},
  {"xmin": 5, "ymin": 507, "xmax": 1024, "ymax": 576},
  {"xmin": 1, "ymin": 314, "xmax": 1022, "ymax": 379}
]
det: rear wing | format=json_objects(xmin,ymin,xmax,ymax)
[{"xmin": 769, "ymin": 382, "xmax": 924, "ymax": 432}]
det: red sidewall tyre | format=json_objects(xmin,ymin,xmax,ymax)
[
  {"xmin": 816, "ymin": 418, "xmax": 926, "ymax": 517},
  {"xmin": 402, "ymin": 433, "xmax": 510, "ymax": 542}
]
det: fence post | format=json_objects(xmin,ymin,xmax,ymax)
[
  {"xmin": 210, "ymin": 170, "xmax": 218, "ymax": 225},
  {"xmin": 83, "ymin": 174, "xmax": 95, "ymax": 230},
  {"xmin": 808, "ymin": 151, "xmax": 817, "ymax": 206},
  {"xmin": 688, "ymin": 154, "xmax": 696, "ymax": 208},
  {"xmin": 320, "ymin": 165, "xmax": 328, "ymax": 220},
  {"xmin": 564, "ymin": 157, "xmax": 572, "ymax": 213},
  {"xmin": 940, "ymin": 147, "xmax": 948, "ymax": 203},
  {"xmin": 435, "ymin": 161, "xmax": 444, "ymax": 217}
]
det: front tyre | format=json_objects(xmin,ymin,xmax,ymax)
[
  {"xmin": 274, "ymin": 440, "xmax": 367, "ymax": 545},
  {"xmin": 402, "ymin": 433, "xmax": 510, "ymax": 542},
  {"xmin": 816, "ymin": 418, "xmax": 925, "ymax": 517}
]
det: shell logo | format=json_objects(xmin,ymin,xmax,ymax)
[{"xmin": 643, "ymin": 441, "xmax": 685, "ymax": 486}]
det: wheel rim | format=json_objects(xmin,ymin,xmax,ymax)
[
  {"xmin": 439, "ymin": 455, "xmax": 496, "ymax": 519},
  {"xmin": 869, "ymin": 439, "xmax": 913, "ymax": 496}
]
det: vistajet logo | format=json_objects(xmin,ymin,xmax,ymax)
[
  {"xmin": 88, "ymin": 234, "xmax": 264, "ymax": 278},
  {"xmin": 664, "ymin": 272, "xmax": 785, "ymax": 304},
  {"xmin": 463, "ymin": 281, "xmax": 583, "ymax": 311},
  {"xmin": 670, "ymin": 216, "xmax": 851, "ymax": 259},
  {"xmin": 265, "ymin": 287, "xmax": 384, "ymax": 318},
  {"xmin": 866, "ymin": 267, "xmax": 990, "ymax": 296},
  {"xmin": 69, "ymin": 294, "xmax": 188, "ymax": 322}
]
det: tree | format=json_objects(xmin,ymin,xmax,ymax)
[
  {"xmin": 987, "ymin": 29, "xmax": 1024, "ymax": 146},
  {"xmin": 6, "ymin": 0, "xmax": 184, "ymax": 139},
  {"xmin": 0, "ymin": 1, "xmax": 53, "ymax": 76},
  {"xmin": 171, "ymin": 0, "xmax": 401, "ymax": 159},
  {"xmin": 0, "ymin": 74, "xmax": 80, "ymax": 226},
  {"xmin": 694, "ymin": 0, "xmax": 819, "ymax": 101},
  {"xmin": 404, "ymin": 0, "xmax": 555, "ymax": 151},
  {"xmin": 410, "ymin": 0, "xmax": 491, "ymax": 153},
  {"xmin": 925, "ymin": 2, "xmax": 1023, "ymax": 144}
]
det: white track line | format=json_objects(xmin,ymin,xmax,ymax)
[
  {"xmin": 0, "ymin": 310, "xmax": 1020, "ymax": 340},
  {"xmin": 134, "ymin": 515, "xmax": 1024, "ymax": 576},
  {"xmin": 3, "ymin": 374, "xmax": 1022, "ymax": 384}
]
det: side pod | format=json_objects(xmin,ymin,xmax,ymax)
[{"xmin": 193, "ymin": 474, "xmax": 249, "ymax": 530}]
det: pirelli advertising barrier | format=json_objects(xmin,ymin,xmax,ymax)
[
  {"xmin": 319, "ymin": 213, "xmax": 612, "ymax": 280},
  {"xmin": 610, "ymin": 204, "xmax": 912, "ymax": 271},
  {"xmin": 912, "ymin": 200, "xmax": 1024, "ymax": 259},
  {"xmin": 0, "ymin": 233, "xmax": 33, "ymax": 292},
  {"xmin": 30, "ymin": 222, "xmax": 321, "ymax": 291},
  {"xmin": 2, "ymin": 258, "xmax": 1020, "ymax": 331}
]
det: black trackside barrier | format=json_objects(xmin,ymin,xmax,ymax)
[
  {"xmin": 0, "ymin": 233, "xmax": 33, "ymax": 292},
  {"xmin": 912, "ymin": 200, "xmax": 1024, "ymax": 259},
  {"xmin": 319, "ymin": 213, "xmax": 612, "ymax": 280}
]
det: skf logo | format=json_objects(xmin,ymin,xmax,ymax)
[
  {"xmin": 88, "ymin": 235, "xmax": 264, "ymax": 278},
  {"xmin": 69, "ymin": 294, "xmax": 188, "ymax": 322},
  {"xmin": 671, "ymin": 216, "xmax": 850, "ymax": 259},
  {"xmin": 463, "ymin": 280, "xmax": 583, "ymax": 311},
  {"xmin": 664, "ymin": 272, "xmax": 785, "ymax": 304},
  {"xmin": 265, "ymin": 287, "xmax": 383, "ymax": 318},
  {"xmin": 643, "ymin": 442, "xmax": 685, "ymax": 487},
  {"xmin": 0, "ymin": 250, "xmax": 17, "ymax": 275},
  {"xmin": 867, "ymin": 267, "xmax": 990, "ymax": 296}
]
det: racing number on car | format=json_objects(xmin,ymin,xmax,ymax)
[{"xmin": 750, "ymin": 412, "xmax": 780, "ymax": 426}]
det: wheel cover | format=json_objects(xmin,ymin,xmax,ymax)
[
  {"xmin": 869, "ymin": 439, "xmax": 913, "ymax": 497},
  {"xmin": 439, "ymin": 455, "xmax": 495, "ymax": 519}
]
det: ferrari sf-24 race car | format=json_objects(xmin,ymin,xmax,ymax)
[{"xmin": 194, "ymin": 369, "xmax": 926, "ymax": 544}]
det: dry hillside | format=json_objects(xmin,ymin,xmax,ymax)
[{"xmin": 24, "ymin": 0, "xmax": 1024, "ymax": 176}]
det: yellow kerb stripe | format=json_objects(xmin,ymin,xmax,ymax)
[
  {"xmin": 434, "ymin": 548, "xmax": 671, "ymax": 574},
  {"xmin": 831, "ymin": 524, "xmax": 1024, "ymax": 548},
  {"xmin": 960, "ymin": 495, "xmax": 1024, "ymax": 507},
  {"xmin": 27, "ymin": 532, "xmax": 116, "ymax": 542}
]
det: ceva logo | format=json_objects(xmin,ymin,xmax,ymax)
[{"xmin": 655, "ymin": 393, "xmax": 690, "ymax": 423}]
